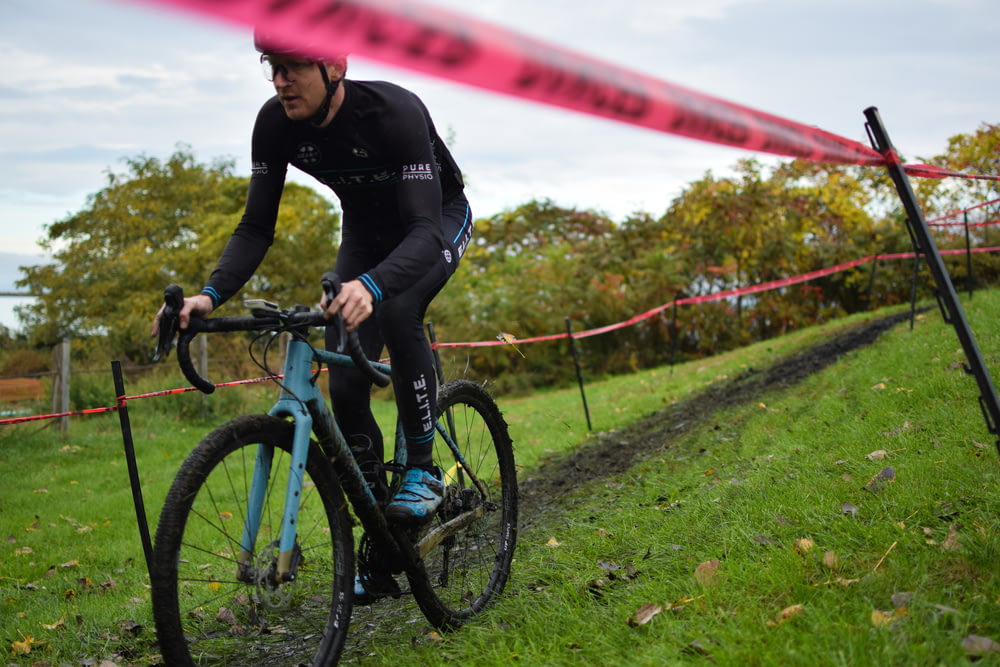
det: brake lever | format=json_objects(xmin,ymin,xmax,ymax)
[
  {"xmin": 320, "ymin": 271, "xmax": 390, "ymax": 388},
  {"xmin": 152, "ymin": 284, "xmax": 184, "ymax": 362}
]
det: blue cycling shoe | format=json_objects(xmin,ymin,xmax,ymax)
[
  {"xmin": 353, "ymin": 571, "xmax": 400, "ymax": 604},
  {"xmin": 385, "ymin": 466, "xmax": 444, "ymax": 525}
]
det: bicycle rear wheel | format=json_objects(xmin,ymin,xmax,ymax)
[
  {"xmin": 409, "ymin": 379, "xmax": 518, "ymax": 629},
  {"xmin": 151, "ymin": 414, "xmax": 354, "ymax": 666}
]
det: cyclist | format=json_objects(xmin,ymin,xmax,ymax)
[{"xmin": 152, "ymin": 31, "xmax": 473, "ymax": 535}]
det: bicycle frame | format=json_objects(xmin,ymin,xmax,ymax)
[{"xmin": 239, "ymin": 329, "xmax": 481, "ymax": 583}]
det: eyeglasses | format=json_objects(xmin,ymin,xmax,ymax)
[{"xmin": 260, "ymin": 54, "xmax": 315, "ymax": 83}]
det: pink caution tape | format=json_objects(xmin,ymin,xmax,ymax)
[
  {"xmin": 436, "ymin": 246, "xmax": 1000, "ymax": 349},
  {"xmin": 903, "ymin": 164, "xmax": 1000, "ymax": 182},
  {"xmin": 131, "ymin": 0, "xmax": 887, "ymax": 166},
  {"xmin": 927, "ymin": 197, "xmax": 1000, "ymax": 225}
]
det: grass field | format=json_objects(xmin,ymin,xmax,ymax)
[{"xmin": 2, "ymin": 292, "xmax": 1000, "ymax": 665}]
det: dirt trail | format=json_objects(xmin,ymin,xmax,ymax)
[{"xmin": 518, "ymin": 308, "xmax": 922, "ymax": 518}]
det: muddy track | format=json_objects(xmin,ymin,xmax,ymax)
[
  {"xmin": 341, "ymin": 308, "xmax": 922, "ymax": 661},
  {"xmin": 518, "ymin": 308, "xmax": 924, "ymax": 522}
]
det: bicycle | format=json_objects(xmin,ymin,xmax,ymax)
[{"xmin": 149, "ymin": 273, "xmax": 518, "ymax": 665}]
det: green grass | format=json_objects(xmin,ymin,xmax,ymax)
[{"xmin": 3, "ymin": 295, "xmax": 1000, "ymax": 664}]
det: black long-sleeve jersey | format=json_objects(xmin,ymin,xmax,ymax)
[{"xmin": 202, "ymin": 79, "xmax": 465, "ymax": 308}]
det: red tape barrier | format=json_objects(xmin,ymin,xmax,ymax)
[
  {"xmin": 899, "ymin": 164, "xmax": 1000, "ymax": 183},
  {"xmin": 4, "ymin": 246, "xmax": 999, "ymax": 427},
  {"xmin": 927, "ymin": 197, "xmax": 1000, "ymax": 225},
  {"xmin": 437, "ymin": 246, "xmax": 1000, "ymax": 349},
  {"xmin": 129, "ymin": 0, "xmax": 998, "ymax": 181},
  {"xmin": 134, "ymin": 0, "xmax": 889, "ymax": 166}
]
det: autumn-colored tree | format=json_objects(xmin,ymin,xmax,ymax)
[
  {"xmin": 912, "ymin": 123, "xmax": 1000, "ymax": 288},
  {"xmin": 17, "ymin": 147, "xmax": 341, "ymax": 362}
]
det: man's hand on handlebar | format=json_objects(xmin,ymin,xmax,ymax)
[
  {"xmin": 151, "ymin": 293, "xmax": 215, "ymax": 337},
  {"xmin": 320, "ymin": 279, "xmax": 373, "ymax": 332}
]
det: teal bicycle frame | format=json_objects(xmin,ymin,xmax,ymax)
[{"xmin": 237, "ymin": 330, "xmax": 481, "ymax": 583}]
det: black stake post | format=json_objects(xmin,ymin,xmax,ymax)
[
  {"xmin": 908, "ymin": 243, "xmax": 920, "ymax": 331},
  {"xmin": 565, "ymin": 318, "xmax": 593, "ymax": 431},
  {"xmin": 669, "ymin": 297, "xmax": 679, "ymax": 375},
  {"xmin": 864, "ymin": 107, "xmax": 1000, "ymax": 452},
  {"xmin": 865, "ymin": 254, "xmax": 880, "ymax": 310},
  {"xmin": 112, "ymin": 361, "xmax": 154, "ymax": 578},
  {"xmin": 964, "ymin": 211, "xmax": 974, "ymax": 299}
]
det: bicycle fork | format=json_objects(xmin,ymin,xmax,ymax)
[{"xmin": 237, "ymin": 340, "xmax": 322, "ymax": 586}]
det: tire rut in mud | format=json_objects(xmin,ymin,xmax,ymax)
[{"xmin": 519, "ymin": 308, "xmax": 924, "ymax": 521}]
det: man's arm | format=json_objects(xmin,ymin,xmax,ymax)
[
  {"xmin": 202, "ymin": 100, "xmax": 288, "ymax": 309},
  {"xmin": 356, "ymin": 93, "xmax": 447, "ymax": 303}
]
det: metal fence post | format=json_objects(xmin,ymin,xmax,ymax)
[{"xmin": 565, "ymin": 317, "xmax": 592, "ymax": 431}]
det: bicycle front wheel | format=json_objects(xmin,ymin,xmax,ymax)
[
  {"xmin": 409, "ymin": 379, "xmax": 518, "ymax": 629},
  {"xmin": 151, "ymin": 414, "xmax": 354, "ymax": 666}
]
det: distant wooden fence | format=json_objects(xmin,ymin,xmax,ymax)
[
  {"xmin": 0, "ymin": 378, "xmax": 45, "ymax": 402},
  {"xmin": 0, "ymin": 339, "xmax": 71, "ymax": 429}
]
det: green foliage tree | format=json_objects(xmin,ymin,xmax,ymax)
[
  {"xmin": 17, "ymin": 147, "xmax": 341, "ymax": 363},
  {"xmin": 912, "ymin": 123, "xmax": 1000, "ymax": 288}
]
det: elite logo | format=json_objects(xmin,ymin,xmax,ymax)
[
  {"xmin": 251, "ymin": 161, "xmax": 269, "ymax": 176},
  {"xmin": 295, "ymin": 143, "xmax": 322, "ymax": 166}
]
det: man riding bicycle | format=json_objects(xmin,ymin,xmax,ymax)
[{"xmin": 152, "ymin": 29, "xmax": 473, "ymax": 559}]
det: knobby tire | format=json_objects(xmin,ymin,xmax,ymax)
[
  {"xmin": 408, "ymin": 379, "xmax": 518, "ymax": 629},
  {"xmin": 151, "ymin": 414, "xmax": 354, "ymax": 666}
]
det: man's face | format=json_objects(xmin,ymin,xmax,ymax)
[{"xmin": 262, "ymin": 54, "xmax": 330, "ymax": 121}]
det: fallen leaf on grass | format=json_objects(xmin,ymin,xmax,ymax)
[
  {"xmin": 766, "ymin": 604, "xmax": 804, "ymax": 627},
  {"xmin": 866, "ymin": 449, "xmax": 888, "ymax": 460},
  {"xmin": 40, "ymin": 614, "xmax": 66, "ymax": 631},
  {"xmin": 216, "ymin": 607, "xmax": 237, "ymax": 625},
  {"xmin": 963, "ymin": 634, "xmax": 1000, "ymax": 656},
  {"xmin": 694, "ymin": 560, "xmax": 720, "ymax": 586},
  {"xmin": 793, "ymin": 538, "xmax": 815, "ymax": 555},
  {"xmin": 863, "ymin": 466, "xmax": 896, "ymax": 493},
  {"xmin": 546, "ymin": 537, "xmax": 561, "ymax": 548},
  {"xmin": 586, "ymin": 578, "xmax": 610, "ymax": 597},
  {"xmin": 871, "ymin": 607, "xmax": 908, "ymax": 627},
  {"xmin": 627, "ymin": 603, "xmax": 663, "ymax": 627},
  {"xmin": 822, "ymin": 550, "xmax": 840, "ymax": 571},
  {"xmin": 841, "ymin": 502, "xmax": 859, "ymax": 517},
  {"xmin": 940, "ymin": 524, "xmax": 961, "ymax": 552},
  {"xmin": 10, "ymin": 633, "xmax": 42, "ymax": 656}
]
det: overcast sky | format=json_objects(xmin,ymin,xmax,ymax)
[{"xmin": 1, "ymin": 0, "xmax": 997, "ymax": 330}]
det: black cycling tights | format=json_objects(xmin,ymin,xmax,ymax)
[{"xmin": 326, "ymin": 199, "xmax": 471, "ymax": 478}]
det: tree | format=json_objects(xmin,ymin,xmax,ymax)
[{"xmin": 17, "ymin": 147, "xmax": 341, "ymax": 362}]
